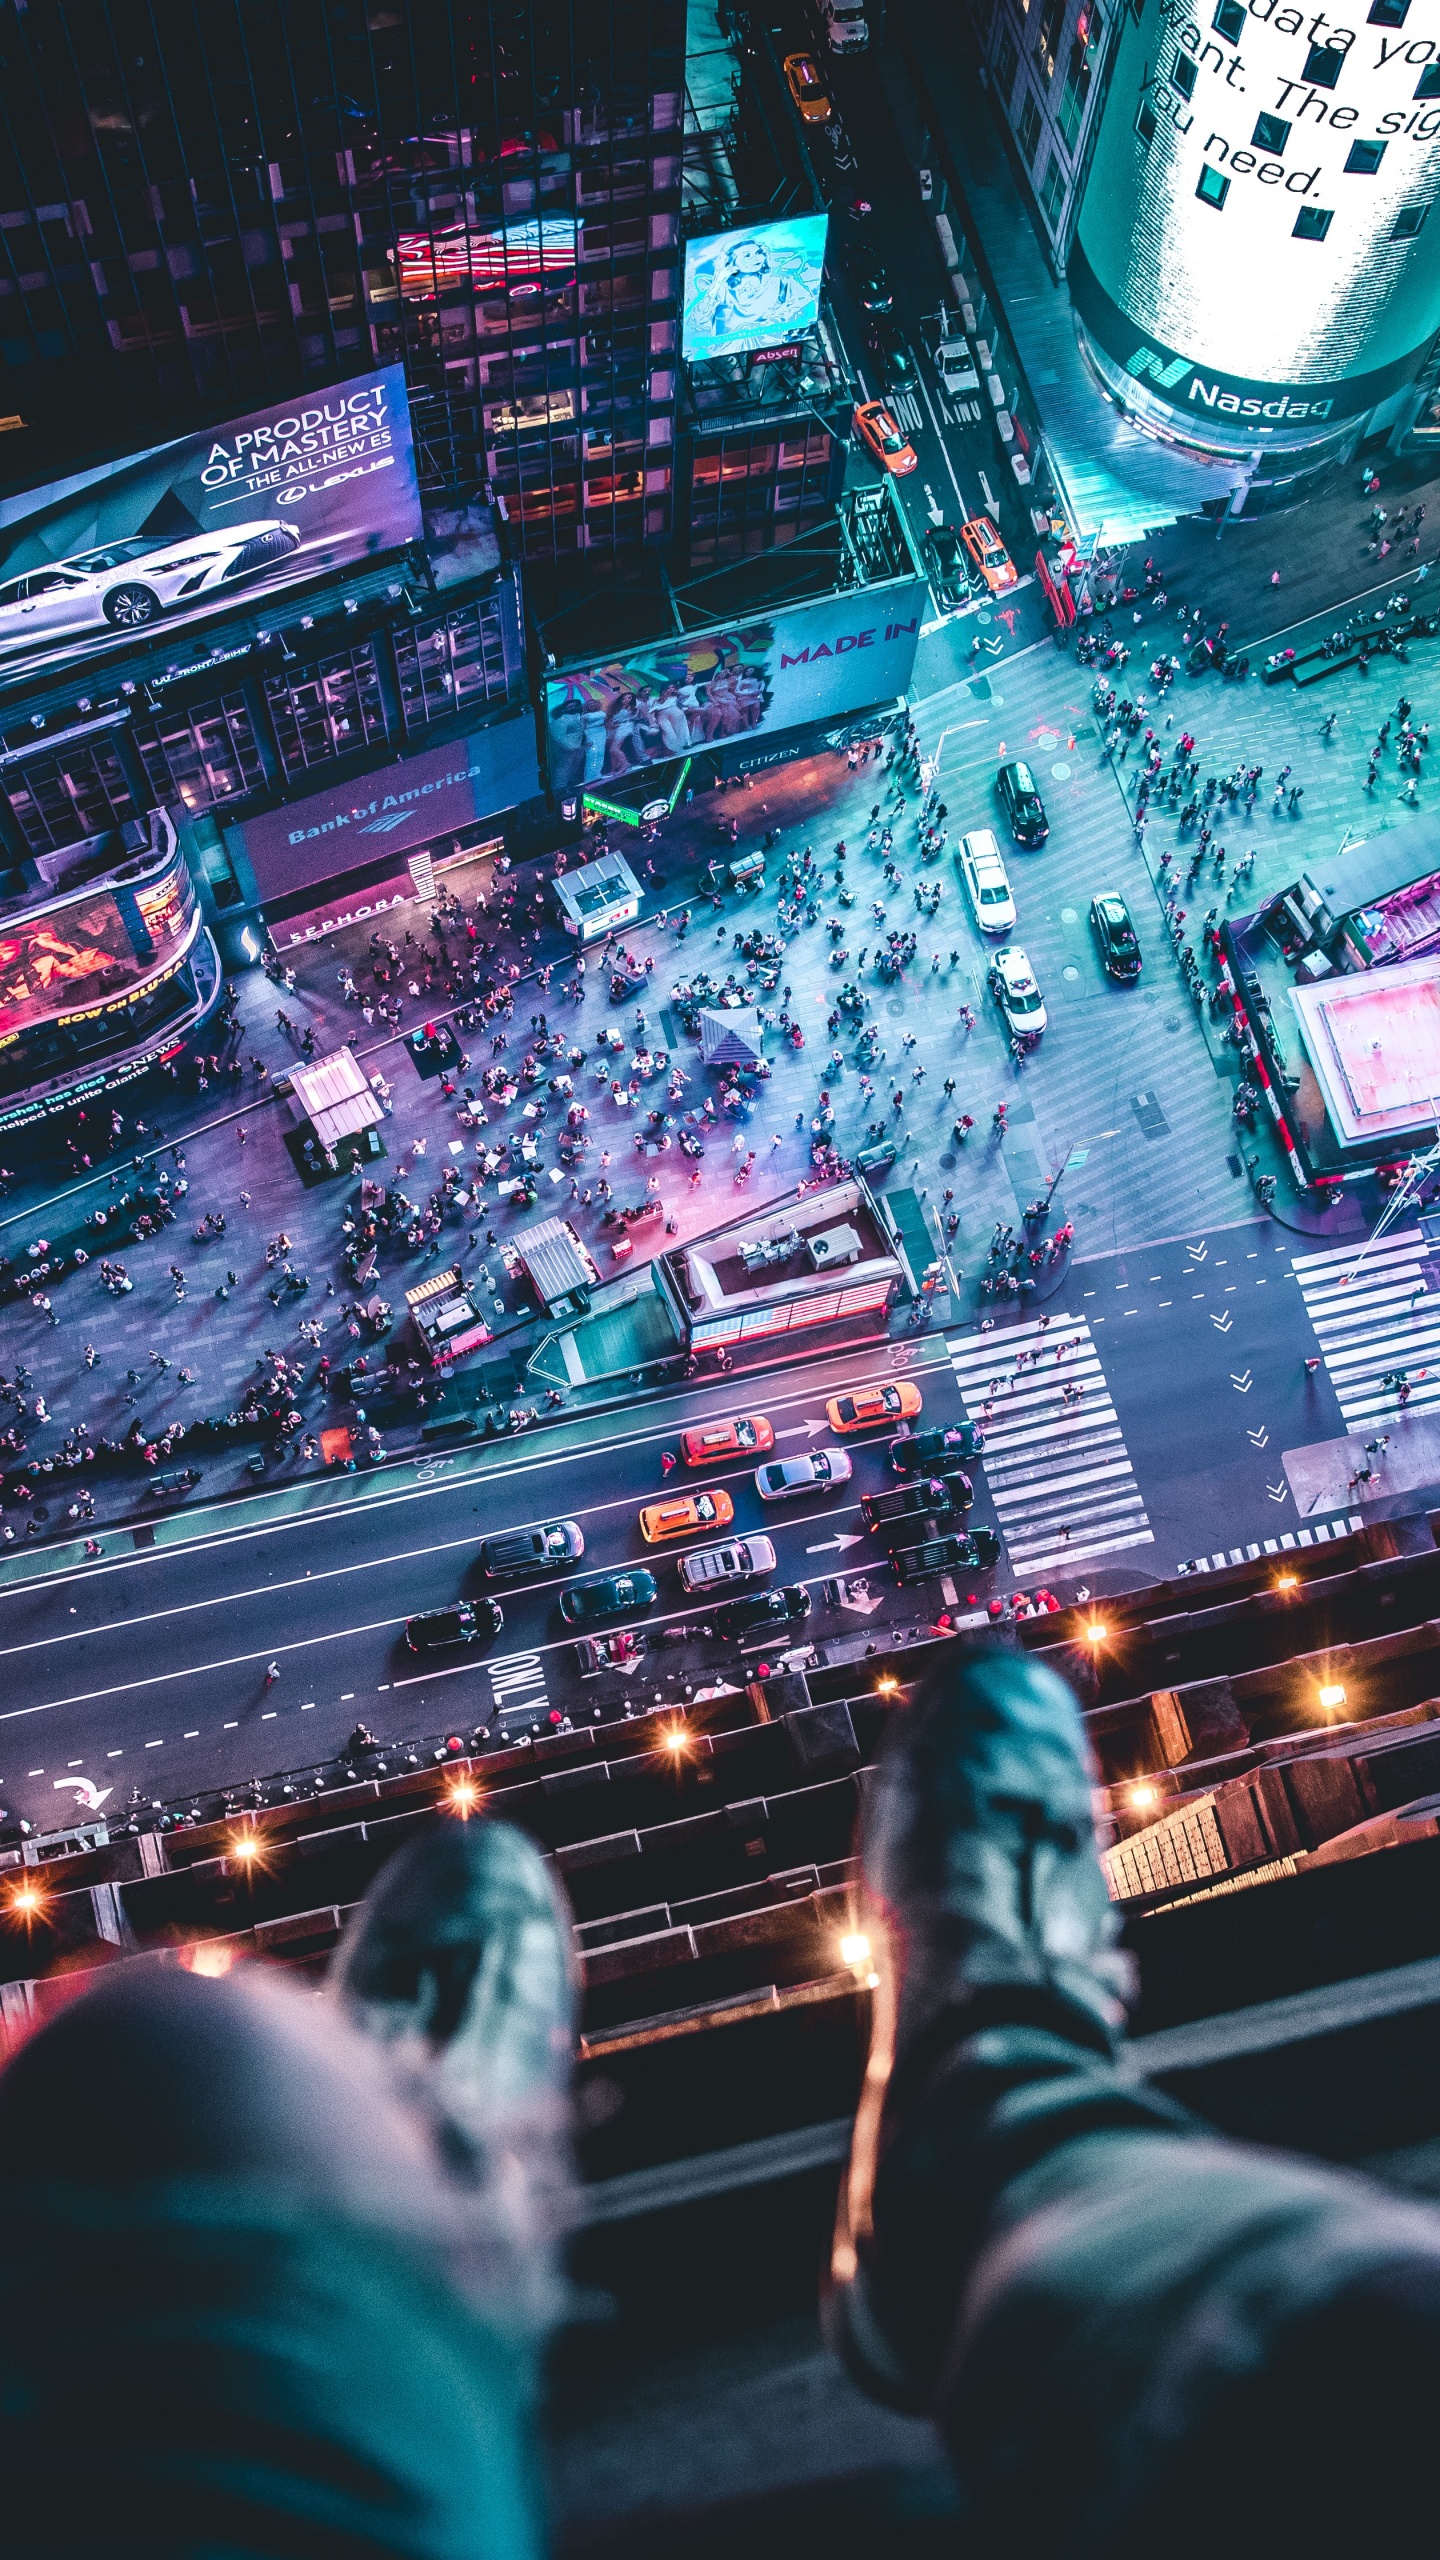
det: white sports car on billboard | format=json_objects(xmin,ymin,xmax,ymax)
[{"xmin": 0, "ymin": 520, "xmax": 302, "ymax": 654}]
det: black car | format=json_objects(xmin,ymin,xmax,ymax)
[
  {"xmin": 922, "ymin": 523, "xmax": 969, "ymax": 612},
  {"xmin": 889, "ymin": 1423, "xmax": 984, "ymax": 1475},
  {"xmin": 861, "ymin": 1480, "xmax": 955, "ymax": 1534},
  {"xmin": 712, "ymin": 1584, "xmax": 812, "ymax": 1643},
  {"xmin": 853, "ymin": 255, "xmax": 893, "ymax": 314},
  {"xmin": 865, "ymin": 313, "xmax": 916, "ymax": 390},
  {"xmin": 404, "ymin": 1599, "xmax": 503, "ymax": 1653},
  {"xmin": 480, "ymin": 1519, "xmax": 584, "ymax": 1578},
  {"xmin": 996, "ymin": 758, "xmax": 1049, "ymax": 848},
  {"xmin": 559, "ymin": 1568, "xmax": 658, "ymax": 1627},
  {"xmin": 1090, "ymin": 891, "xmax": 1142, "ymax": 981},
  {"xmin": 891, "ymin": 1527, "xmax": 1001, "ymax": 1584}
]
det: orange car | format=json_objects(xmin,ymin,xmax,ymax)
[
  {"xmin": 638, "ymin": 1487, "xmax": 736, "ymax": 1544},
  {"xmin": 960, "ymin": 514, "xmax": 1018, "ymax": 595},
  {"xmin": 680, "ymin": 1414, "xmax": 776, "ymax": 1466},
  {"xmin": 783, "ymin": 50, "xmax": 832, "ymax": 121},
  {"xmin": 826, "ymin": 1380, "xmax": 923, "ymax": 1434},
  {"xmin": 854, "ymin": 400, "xmax": 917, "ymax": 476}
]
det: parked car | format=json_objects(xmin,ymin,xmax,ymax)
[
  {"xmin": 996, "ymin": 758, "xmax": 1049, "ymax": 847},
  {"xmin": 959, "ymin": 514, "xmax": 1018, "ymax": 596},
  {"xmin": 677, "ymin": 1535, "xmax": 777, "ymax": 1594},
  {"xmin": 712, "ymin": 1583, "xmax": 813, "ymax": 1641},
  {"xmin": 923, "ymin": 522, "xmax": 970, "ymax": 611},
  {"xmin": 826, "ymin": 1380, "xmax": 922, "ymax": 1434},
  {"xmin": 890, "ymin": 1423, "xmax": 984, "ymax": 1474},
  {"xmin": 820, "ymin": 0, "xmax": 869, "ymax": 51},
  {"xmin": 860, "ymin": 1480, "xmax": 955, "ymax": 1533},
  {"xmin": 559, "ymin": 1568, "xmax": 658, "ymax": 1627},
  {"xmin": 0, "ymin": 521, "xmax": 302, "ymax": 655},
  {"xmin": 638, "ymin": 1488, "xmax": 735, "ymax": 1544},
  {"xmin": 989, "ymin": 944, "xmax": 1048, "ymax": 1040},
  {"xmin": 756, "ymin": 1447, "xmax": 854, "ymax": 1501},
  {"xmin": 854, "ymin": 400, "xmax": 917, "ymax": 476},
  {"xmin": 480, "ymin": 1520, "xmax": 584, "ymax": 1578},
  {"xmin": 958, "ymin": 829, "xmax": 1015, "ymax": 935},
  {"xmin": 852, "ymin": 256, "xmax": 893, "ymax": 314},
  {"xmin": 404, "ymin": 1599, "xmax": 504, "ymax": 1653},
  {"xmin": 927, "ymin": 324, "xmax": 981, "ymax": 399},
  {"xmin": 783, "ymin": 49, "xmax": 832, "ymax": 118},
  {"xmin": 865, "ymin": 314, "xmax": 917, "ymax": 391},
  {"xmin": 890, "ymin": 1527, "xmax": 1001, "ymax": 1584},
  {"xmin": 1090, "ymin": 891, "xmax": 1143, "ymax": 981},
  {"xmin": 680, "ymin": 1414, "xmax": 775, "ymax": 1466},
  {"xmin": 571, "ymin": 1628, "xmax": 645, "ymax": 1674}
]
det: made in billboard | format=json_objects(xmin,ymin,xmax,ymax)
[
  {"xmin": 543, "ymin": 582, "xmax": 927, "ymax": 793},
  {"xmin": 0, "ymin": 366, "xmax": 422, "ymax": 691},
  {"xmin": 682, "ymin": 215, "xmax": 829, "ymax": 363},
  {"xmin": 1072, "ymin": 0, "xmax": 1440, "ymax": 425}
]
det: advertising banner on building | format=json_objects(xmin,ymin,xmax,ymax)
[
  {"xmin": 682, "ymin": 214, "xmax": 829, "ymax": 362},
  {"xmin": 0, "ymin": 366, "xmax": 421, "ymax": 691},
  {"xmin": 543, "ymin": 579, "xmax": 927, "ymax": 793},
  {"xmin": 225, "ymin": 713, "xmax": 541, "ymax": 904},
  {"xmin": 0, "ymin": 855, "xmax": 199, "ymax": 1041}
]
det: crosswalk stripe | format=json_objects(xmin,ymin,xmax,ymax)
[
  {"xmin": 944, "ymin": 1318, "xmax": 1152, "ymax": 1579},
  {"xmin": 1290, "ymin": 1231, "xmax": 1426, "ymax": 1275},
  {"xmin": 1292, "ymin": 1231, "xmax": 1440, "ymax": 1423}
]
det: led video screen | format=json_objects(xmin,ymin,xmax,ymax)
[
  {"xmin": 0, "ymin": 858, "xmax": 198, "ymax": 1038},
  {"xmin": 682, "ymin": 214, "xmax": 829, "ymax": 362}
]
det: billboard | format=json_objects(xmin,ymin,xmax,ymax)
[
  {"xmin": 395, "ymin": 219, "xmax": 578, "ymax": 303},
  {"xmin": 1072, "ymin": 0, "xmax": 1440, "ymax": 444},
  {"xmin": 543, "ymin": 580, "xmax": 927, "ymax": 793},
  {"xmin": 682, "ymin": 215, "xmax": 829, "ymax": 363},
  {"xmin": 225, "ymin": 714, "xmax": 541, "ymax": 904},
  {"xmin": 0, "ymin": 856, "xmax": 199, "ymax": 1041},
  {"xmin": 0, "ymin": 368, "xmax": 421, "ymax": 690}
]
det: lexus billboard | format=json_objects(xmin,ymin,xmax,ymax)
[
  {"xmin": 1071, "ymin": 0, "xmax": 1440, "ymax": 451},
  {"xmin": 0, "ymin": 366, "xmax": 422, "ymax": 689},
  {"xmin": 543, "ymin": 580, "xmax": 926, "ymax": 793}
]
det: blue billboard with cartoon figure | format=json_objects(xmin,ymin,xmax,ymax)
[{"xmin": 682, "ymin": 214, "xmax": 829, "ymax": 363}]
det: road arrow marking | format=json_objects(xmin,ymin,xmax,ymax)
[
  {"xmin": 1266, "ymin": 1481, "xmax": 1290, "ymax": 1505},
  {"xmin": 777, "ymin": 1421, "xmax": 828, "ymax": 1439},
  {"xmin": 1231, "ymin": 1369, "xmax": 1252, "ymax": 1391},
  {"xmin": 922, "ymin": 481, "xmax": 945, "ymax": 525},
  {"xmin": 1210, "ymin": 1310, "xmax": 1233, "ymax": 1333},
  {"xmin": 1188, "ymin": 1241, "xmax": 1208, "ymax": 1261},
  {"xmin": 807, "ymin": 1533, "xmax": 866, "ymax": 1553},
  {"xmin": 1247, "ymin": 1425, "xmax": 1269, "ymax": 1447},
  {"xmin": 53, "ymin": 1777, "xmax": 112, "ymax": 1812}
]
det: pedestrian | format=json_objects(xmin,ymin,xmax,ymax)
[
  {"xmin": 1269, "ymin": 569, "xmax": 1280, "ymax": 588},
  {"xmin": 660, "ymin": 1451, "xmax": 677, "ymax": 1477}
]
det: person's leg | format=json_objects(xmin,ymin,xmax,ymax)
[{"xmin": 825, "ymin": 1650, "xmax": 1440, "ymax": 2559}]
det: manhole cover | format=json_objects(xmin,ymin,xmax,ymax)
[
  {"xmin": 1060, "ymin": 906, "xmax": 1078, "ymax": 922},
  {"xmin": 1141, "ymin": 990, "xmax": 1161, "ymax": 1006},
  {"xmin": 1062, "ymin": 965, "xmax": 1081, "ymax": 981},
  {"xmin": 977, "ymin": 610, "xmax": 994, "ymax": 625},
  {"xmin": 939, "ymin": 1151, "xmax": 958, "ymax": 1169},
  {"xmin": 1036, "ymin": 729, "xmax": 1061, "ymax": 750},
  {"xmin": 1163, "ymin": 1015, "xmax": 1183, "ymax": 1033},
  {"xmin": 886, "ymin": 995, "xmax": 908, "ymax": 1016},
  {"xmin": 988, "ymin": 692, "xmax": 1005, "ymax": 707},
  {"xmin": 1051, "ymin": 761, "xmax": 1072, "ymax": 780}
]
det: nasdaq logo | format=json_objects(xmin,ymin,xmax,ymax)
[{"xmin": 1125, "ymin": 346, "xmax": 1192, "ymax": 389}]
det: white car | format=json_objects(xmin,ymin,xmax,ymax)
[
  {"xmin": 0, "ymin": 521, "xmax": 302, "ymax": 653},
  {"xmin": 755, "ymin": 1448, "xmax": 854, "ymax": 1501},
  {"xmin": 958, "ymin": 829, "xmax": 1016, "ymax": 935},
  {"xmin": 989, "ymin": 945, "xmax": 1047, "ymax": 1040},
  {"xmin": 677, "ymin": 1536, "xmax": 777, "ymax": 1594}
]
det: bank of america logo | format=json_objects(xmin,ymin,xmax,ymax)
[
  {"xmin": 1126, "ymin": 346, "xmax": 1191, "ymax": 389},
  {"xmin": 358, "ymin": 810, "xmax": 416, "ymax": 835}
]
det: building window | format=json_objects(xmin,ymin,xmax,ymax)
[
  {"xmin": 995, "ymin": 27, "xmax": 1020, "ymax": 100},
  {"xmin": 1136, "ymin": 94, "xmax": 1158, "ymax": 145},
  {"xmin": 1057, "ymin": 2, "xmax": 1103, "ymax": 148},
  {"xmin": 1252, "ymin": 112, "xmax": 1291, "ymax": 152},
  {"xmin": 1040, "ymin": 153, "xmax": 1068, "ymax": 225},
  {"xmin": 1037, "ymin": 0, "xmax": 1067, "ymax": 79},
  {"xmin": 265, "ymin": 644, "xmax": 388, "ymax": 781},
  {"xmin": 1293, "ymin": 205, "xmax": 1334, "ymax": 239},
  {"xmin": 2, "ymin": 738, "xmax": 141, "ymax": 856},
  {"xmin": 1196, "ymin": 162, "xmax": 1230, "ymax": 208},
  {"xmin": 1416, "ymin": 62, "xmax": 1440, "ymax": 96},
  {"xmin": 1345, "ymin": 138, "xmax": 1387, "ymax": 172},
  {"xmin": 131, "ymin": 695, "xmax": 266, "ymax": 813},
  {"xmin": 1392, "ymin": 202, "xmax": 1431, "ymax": 237},
  {"xmin": 1017, "ymin": 92, "xmax": 1044, "ymax": 161},
  {"xmin": 1212, "ymin": 0, "xmax": 1245, "ymax": 36},
  {"xmin": 1170, "ymin": 50, "xmax": 1198, "ymax": 97},
  {"xmin": 1303, "ymin": 40, "xmax": 1346, "ymax": 84},
  {"xmin": 1368, "ymin": 0, "xmax": 1411, "ymax": 23},
  {"xmin": 394, "ymin": 600, "xmax": 517, "ymax": 731}
]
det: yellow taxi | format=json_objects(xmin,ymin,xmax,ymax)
[
  {"xmin": 960, "ymin": 514, "xmax": 1018, "ymax": 595},
  {"xmin": 680, "ymin": 1414, "xmax": 776, "ymax": 1466},
  {"xmin": 825, "ymin": 1379, "xmax": 923, "ymax": 1434},
  {"xmin": 854, "ymin": 400, "xmax": 917, "ymax": 476},
  {"xmin": 784, "ymin": 51, "xmax": 832, "ymax": 120},
  {"xmin": 638, "ymin": 1487, "xmax": 736, "ymax": 1544}
]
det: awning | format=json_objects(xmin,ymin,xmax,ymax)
[
  {"xmin": 288, "ymin": 1045, "xmax": 385, "ymax": 1148},
  {"xmin": 700, "ymin": 1006, "xmax": 764, "ymax": 1066},
  {"xmin": 513, "ymin": 1214, "xmax": 602, "ymax": 1310}
]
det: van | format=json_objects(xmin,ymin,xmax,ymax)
[
  {"xmin": 821, "ymin": 0, "xmax": 869, "ymax": 48},
  {"xmin": 958, "ymin": 829, "xmax": 1016, "ymax": 934},
  {"xmin": 678, "ymin": 1536, "xmax": 777, "ymax": 1594}
]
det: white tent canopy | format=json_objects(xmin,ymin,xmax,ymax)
[{"xmin": 289, "ymin": 1045, "xmax": 385, "ymax": 1149}]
